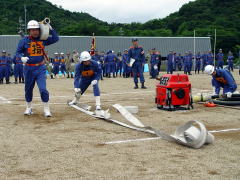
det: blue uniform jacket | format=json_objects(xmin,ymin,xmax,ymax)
[
  {"xmin": 127, "ymin": 46, "xmax": 145, "ymax": 64},
  {"xmin": 216, "ymin": 53, "xmax": 224, "ymax": 61},
  {"xmin": 150, "ymin": 54, "xmax": 159, "ymax": 65},
  {"xmin": 212, "ymin": 69, "xmax": 237, "ymax": 94},
  {"xmin": 92, "ymin": 54, "xmax": 102, "ymax": 62},
  {"xmin": 74, "ymin": 60, "xmax": 102, "ymax": 88},
  {"xmin": 104, "ymin": 53, "xmax": 118, "ymax": 63},
  {"xmin": 16, "ymin": 30, "xmax": 59, "ymax": 64},
  {"xmin": 0, "ymin": 56, "xmax": 9, "ymax": 65},
  {"xmin": 122, "ymin": 54, "xmax": 129, "ymax": 64}
]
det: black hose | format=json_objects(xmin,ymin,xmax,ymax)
[
  {"xmin": 212, "ymin": 97, "xmax": 240, "ymax": 106},
  {"xmin": 211, "ymin": 94, "xmax": 240, "ymax": 99}
]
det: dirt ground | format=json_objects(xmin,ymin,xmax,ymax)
[{"xmin": 0, "ymin": 70, "xmax": 239, "ymax": 180}]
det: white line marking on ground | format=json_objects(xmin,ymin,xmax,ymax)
[
  {"xmin": 0, "ymin": 96, "xmax": 11, "ymax": 104},
  {"xmin": 6, "ymin": 91, "xmax": 153, "ymax": 101},
  {"xmin": 103, "ymin": 128, "xmax": 240, "ymax": 145},
  {"xmin": 14, "ymin": 98, "xmax": 145, "ymax": 106},
  {"xmin": 209, "ymin": 128, "xmax": 240, "ymax": 133}
]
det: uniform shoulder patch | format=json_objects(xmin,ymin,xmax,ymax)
[{"xmin": 129, "ymin": 46, "xmax": 134, "ymax": 49}]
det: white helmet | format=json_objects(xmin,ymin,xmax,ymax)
[
  {"xmin": 60, "ymin": 52, "xmax": 64, "ymax": 55},
  {"xmin": 204, "ymin": 65, "xmax": 215, "ymax": 75},
  {"xmin": 27, "ymin": 20, "xmax": 40, "ymax": 29},
  {"xmin": 80, "ymin": 51, "xmax": 91, "ymax": 62}
]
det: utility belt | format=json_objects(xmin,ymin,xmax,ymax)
[
  {"xmin": 26, "ymin": 61, "xmax": 44, "ymax": 67},
  {"xmin": 0, "ymin": 64, "xmax": 6, "ymax": 66}
]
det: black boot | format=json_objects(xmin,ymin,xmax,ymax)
[
  {"xmin": 134, "ymin": 83, "xmax": 138, "ymax": 89},
  {"xmin": 15, "ymin": 78, "xmax": 18, "ymax": 84},
  {"xmin": 0, "ymin": 79, "xmax": 3, "ymax": 84},
  {"xmin": 67, "ymin": 73, "xmax": 70, "ymax": 78},
  {"xmin": 6, "ymin": 79, "xmax": 10, "ymax": 84},
  {"xmin": 71, "ymin": 74, "xmax": 73, "ymax": 78},
  {"xmin": 19, "ymin": 77, "xmax": 21, "ymax": 83},
  {"xmin": 141, "ymin": 82, "xmax": 147, "ymax": 89},
  {"xmin": 21, "ymin": 77, "xmax": 25, "ymax": 83}
]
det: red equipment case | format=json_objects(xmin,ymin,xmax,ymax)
[{"xmin": 155, "ymin": 74, "xmax": 193, "ymax": 110}]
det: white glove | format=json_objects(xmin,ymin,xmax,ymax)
[
  {"xmin": 47, "ymin": 23, "xmax": 53, "ymax": 30},
  {"xmin": 74, "ymin": 88, "xmax": 81, "ymax": 93},
  {"xmin": 91, "ymin": 80, "xmax": 98, "ymax": 86},
  {"xmin": 21, "ymin": 57, "xmax": 29, "ymax": 64},
  {"xmin": 154, "ymin": 65, "xmax": 158, "ymax": 70},
  {"xmin": 226, "ymin": 92, "xmax": 232, "ymax": 98}
]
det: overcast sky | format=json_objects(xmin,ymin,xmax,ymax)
[{"xmin": 47, "ymin": 0, "xmax": 194, "ymax": 23}]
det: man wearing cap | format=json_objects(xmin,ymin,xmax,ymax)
[
  {"xmin": 195, "ymin": 52, "xmax": 202, "ymax": 74},
  {"xmin": 104, "ymin": 50, "xmax": 118, "ymax": 78},
  {"xmin": 7, "ymin": 53, "xmax": 13, "ymax": 79},
  {"xmin": 166, "ymin": 50, "xmax": 175, "ymax": 74},
  {"xmin": 150, "ymin": 48, "xmax": 159, "ymax": 79},
  {"xmin": 122, "ymin": 49, "xmax": 130, "ymax": 78},
  {"xmin": 68, "ymin": 51, "xmax": 102, "ymax": 110},
  {"xmin": 204, "ymin": 65, "xmax": 237, "ymax": 97},
  {"xmin": 60, "ymin": 52, "xmax": 67, "ymax": 77},
  {"xmin": 128, "ymin": 38, "xmax": 146, "ymax": 89},
  {"xmin": 176, "ymin": 53, "xmax": 183, "ymax": 71},
  {"xmin": 216, "ymin": 49, "xmax": 224, "ymax": 69},
  {"xmin": 13, "ymin": 55, "xmax": 24, "ymax": 83},
  {"xmin": 207, "ymin": 50, "xmax": 214, "ymax": 65},
  {"xmin": 201, "ymin": 51, "xmax": 208, "ymax": 73},
  {"xmin": 15, "ymin": 19, "xmax": 59, "ymax": 117},
  {"xmin": 92, "ymin": 50, "xmax": 103, "ymax": 80},
  {"xmin": 227, "ymin": 51, "xmax": 234, "ymax": 72},
  {"xmin": 52, "ymin": 52, "xmax": 60, "ymax": 78},
  {"xmin": 116, "ymin": 51, "xmax": 123, "ymax": 77},
  {"xmin": 65, "ymin": 52, "xmax": 72, "ymax": 78},
  {"xmin": 0, "ymin": 50, "xmax": 11, "ymax": 84}
]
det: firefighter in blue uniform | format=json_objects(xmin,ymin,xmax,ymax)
[
  {"xmin": 227, "ymin": 51, "xmax": 234, "ymax": 72},
  {"xmin": 195, "ymin": 52, "xmax": 201, "ymax": 74},
  {"xmin": 183, "ymin": 51, "xmax": 192, "ymax": 75},
  {"xmin": 207, "ymin": 50, "xmax": 214, "ymax": 65},
  {"xmin": 13, "ymin": 55, "xmax": 24, "ymax": 83},
  {"xmin": 60, "ymin": 52, "xmax": 67, "ymax": 77},
  {"xmin": 0, "ymin": 50, "xmax": 11, "ymax": 84},
  {"xmin": 122, "ymin": 49, "xmax": 130, "ymax": 78},
  {"xmin": 176, "ymin": 53, "xmax": 183, "ymax": 71},
  {"xmin": 205, "ymin": 65, "xmax": 237, "ymax": 97},
  {"xmin": 128, "ymin": 38, "xmax": 146, "ymax": 89},
  {"xmin": 7, "ymin": 53, "xmax": 13, "ymax": 78},
  {"xmin": 166, "ymin": 50, "xmax": 175, "ymax": 74},
  {"xmin": 201, "ymin": 51, "xmax": 208, "ymax": 73},
  {"xmin": 16, "ymin": 20, "xmax": 59, "ymax": 117},
  {"xmin": 216, "ymin": 49, "xmax": 224, "ymax": 69},
  {"xmin": 104, "ymin": 50, "xmax": 118, "ymax": 78},
  {"xmin": 92, "ymin": 50, "xmax": 103, "ymax": 80},
  {"xmin": 68, "ymin": 51, "xmax": 102, "ymax": 110},
  {"xmin": 187, "ymin": 51, "xmax": 193, "ymax": 75},
  {"xmin": 116, "ymin": 51, "xmax": 123, "ymax": 77},
  {"xmin": 150, "ymin": 48, "xmax": 159, "ymax": 79},
  {"xmin": 53, "ymin": 52, "xmax": 60, "ymax": 78}
]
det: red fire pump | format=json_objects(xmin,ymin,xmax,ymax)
[{"xmin": 155, "ymin": 74, "xmax": 193, "ymax": 111}]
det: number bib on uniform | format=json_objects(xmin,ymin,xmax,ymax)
[
  {"xmin": 82, "ymin": 70, "xmax": 94, "ymax": 77},
  {"xmin": 215, "ymin": 77, "xmax": 227, "ymax": 85},
  {"xmin": 28, "ymin": 41, "xmax": 44, "ymax": 56}
]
